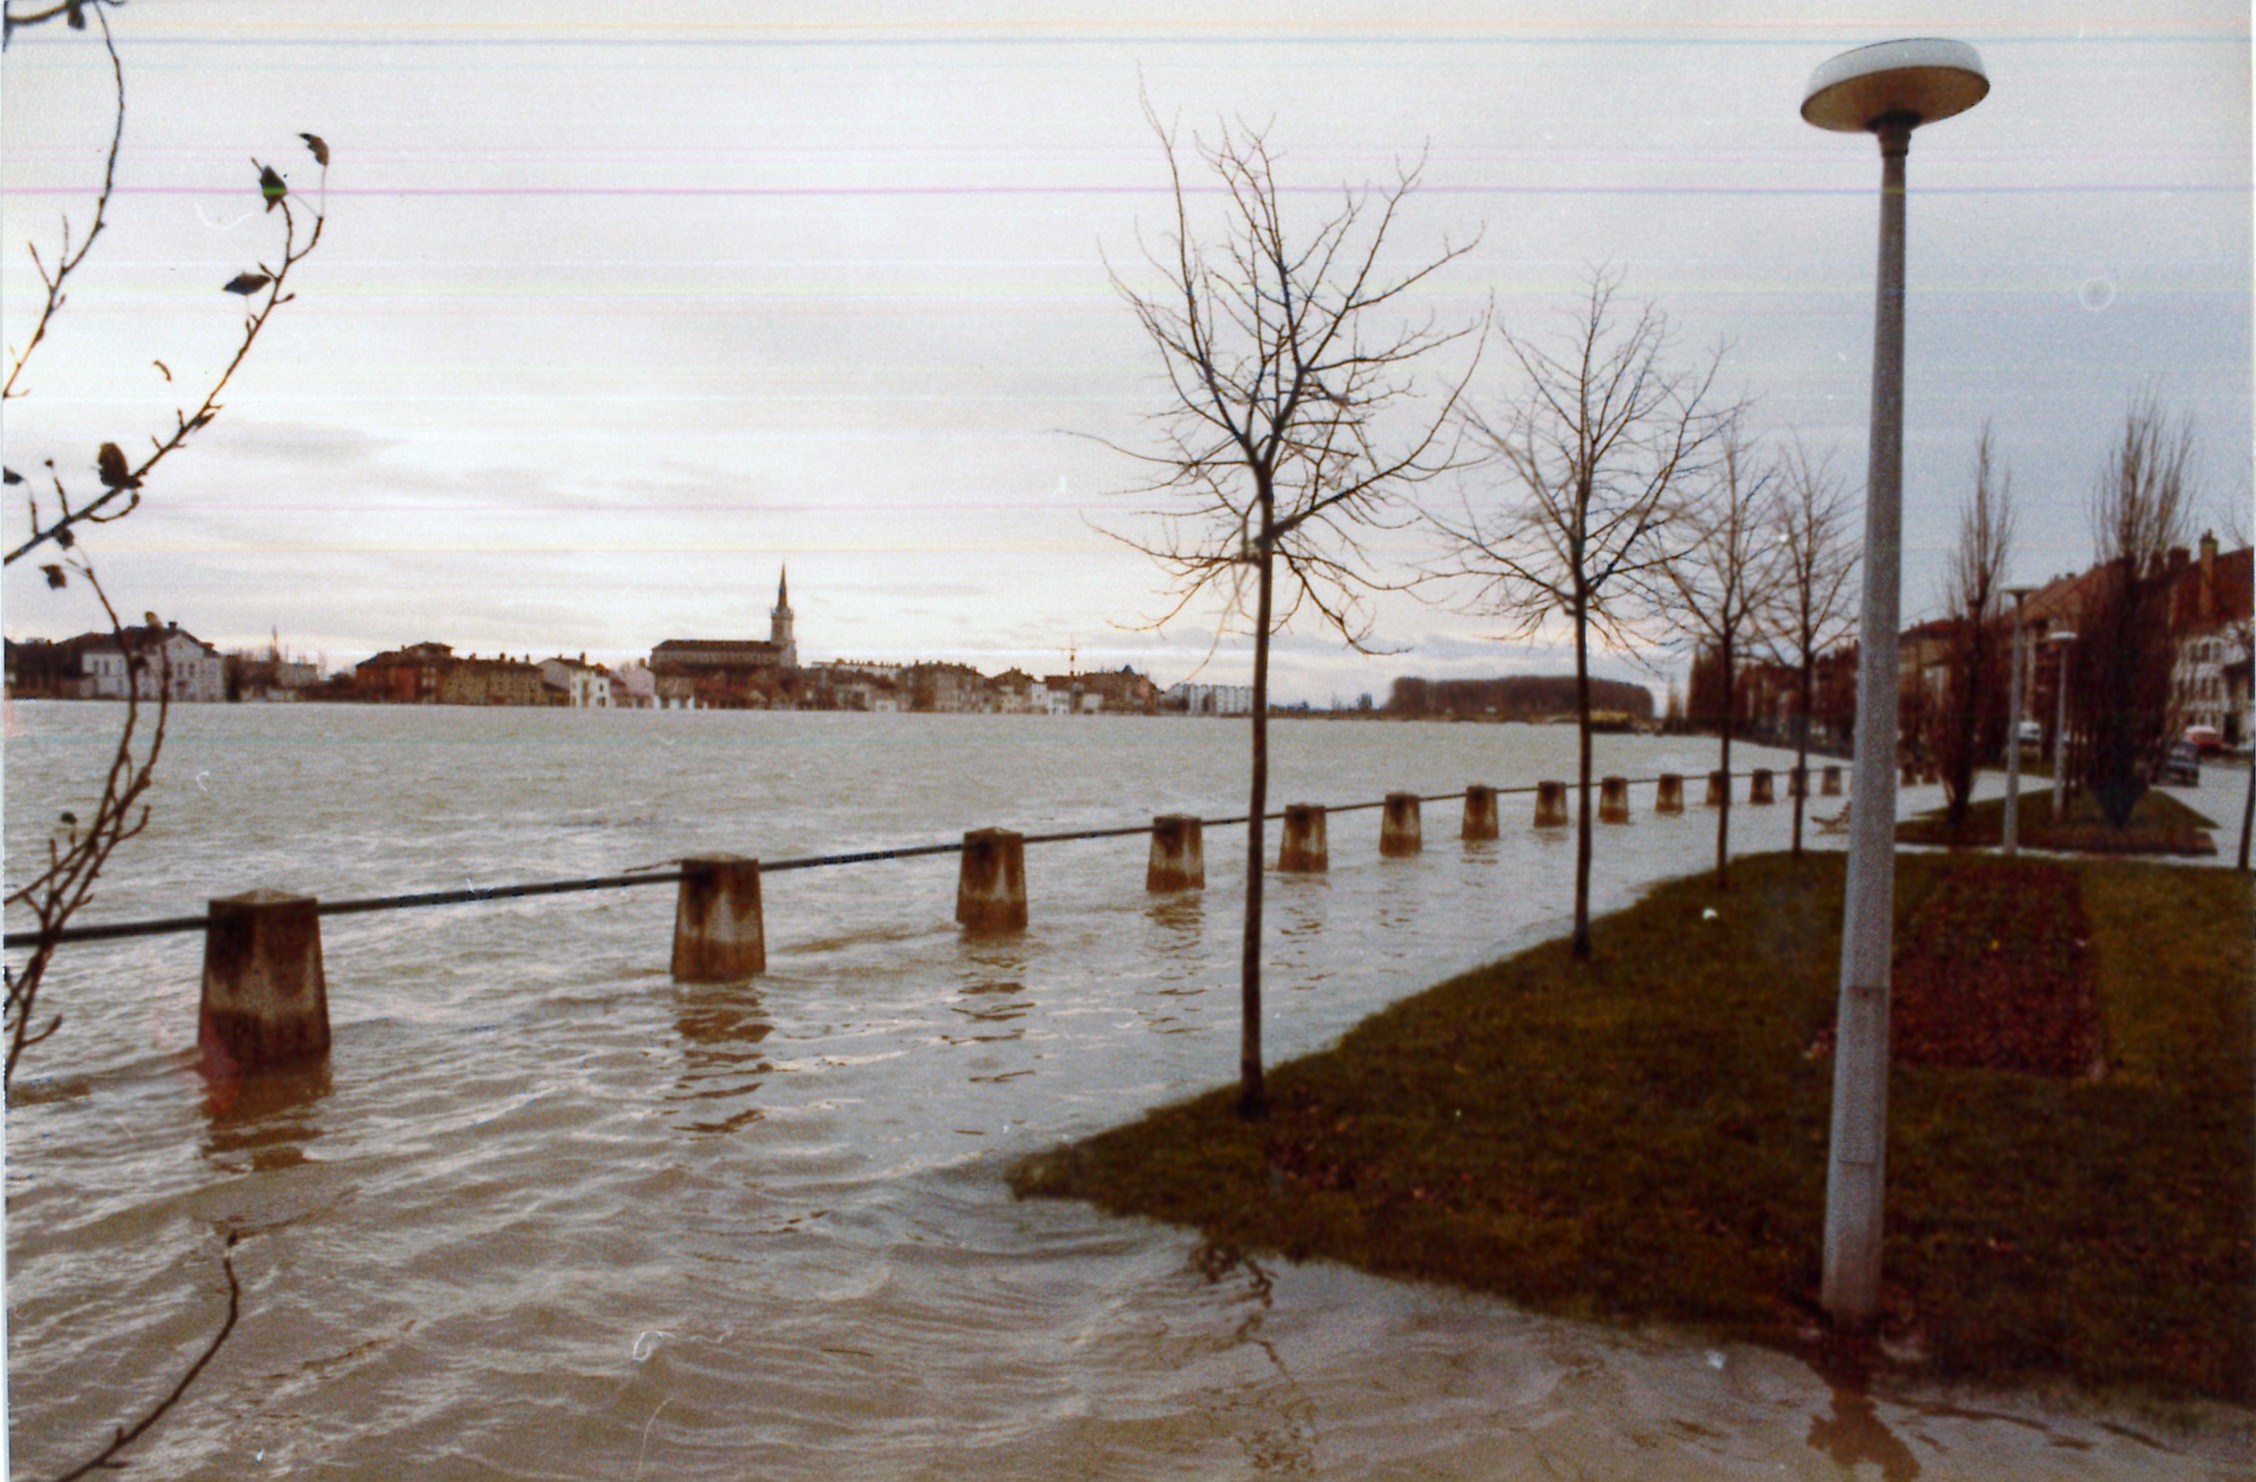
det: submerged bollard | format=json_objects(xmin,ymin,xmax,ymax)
[
  {"xmin": 1750, "ymin": 768, "xmax": 1776, "ymax": 805},
  {"xmin": 1380, "ymin": 793, "xmax": 1422, "ymax": 856},
  {"xmin": 1534, "ymin": 780, "xmax": 1568, "ymax": 828},
  {"xmin": 1462, "ymin": 785, "xmax": 1500, "ymax": 841},
  {"xmin": 199, "ymin": 889, "xmax": 330, "ymax": 1080},
  {"xmin": 1656, "ymin": 773, "xmax": 1685, "ymax": 814},
  {"xmin": 1822, "ymin": 764, "xmax": 1844, "ymax": 797},
  {"xmin": 1599, "ymin": 776, "xmax": 1631, "ymax": 824},
  {"xmin": 957, "ymin": 828, "xmax": 1028, "ymax": 932},
  {"xmin": 1704, "ymin": 770, "xmax": 1728, "ymax": 808},
  {"xmin": 1278, "ymin": 804, "xmax": 1328, "ymax": 872},
  {"xmin": 1146, "ymin": 814, "xmax": 1205, "ymax": 893},
  {"xmin": 672, "ymin": 853, "xmax": 766, "ymax": 983}
]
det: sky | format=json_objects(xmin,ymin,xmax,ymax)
[{"xmin": 2, "ymin": 1, "xmax": 2249, "ymax": 704}]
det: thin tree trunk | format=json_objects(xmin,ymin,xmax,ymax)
[
  {"xmin": 1793, "ymin": 650, "xmax": 1813, "ymax": 858},
  {"xmin": 1717, "ymin": 634, "xmax": 1734, "ymax": 888},
  {"xmin": 2239, "ymin": 746, "xmax": 2254, "ymax": 873},
  {"xmin": 1572, "ymin": 591, "xmax": 1594, "ymax": 960},
  {"xmin": 1238, "ymin": 504, "xmax": 1275, "ymax": 1120}
]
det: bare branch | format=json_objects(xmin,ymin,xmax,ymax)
[{"xmin": 48, "ymin": 1233, "xmax": 244, "ymax": 1482}]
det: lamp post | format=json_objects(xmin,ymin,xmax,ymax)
[
  {"xmin": 2050, "ymin": 629, "xmax": 2076, "ymax": 817},
  {"xmin": 2002, "ymin": 587, "xmax": 2034, "ymax": 854},
  {"xmin": 1801, "ymin": 38, "xmax": 1988, "ymax": 1329}
]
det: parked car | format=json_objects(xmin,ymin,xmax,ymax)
[
  {"xmin": 2161, "ymin": 739, "xmax": 2202, "ymax": 786},
  {"xmin": 2184, "ymin": 724, "xmax": 2225, "ymax": 757}
]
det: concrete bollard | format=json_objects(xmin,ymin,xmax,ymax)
[
  {"xmin": 1656, "ymin": 773, "xmax": 1685, "ymax": 814},
  {"xmin": 1146, "ymin": 814, "xmax": 1205, "ymax": 893},
  {"xmin": 1750, "ymin": 768, "xmax": 1776, "ymax": 805},
  {"xmin": 1534, "ymin": 780, "xmax": 1568, "ymax": 828},
  {"xmin": 199, "ymin": 889, "xmax": 330, "ymax": 1080},
  {"xmin": 1822, "ymin": 764, "xmax": 1844, "ymax": 797},
  {"xmin": 1380, "ymin": 793, "xmax": 1422, "ymax": 856},
  {"xmin": 1278, "ymin": 804, "xmax": 1328, "ymax": 872},
  {"xmin": 1599, "ymin": 776, "xmax": 1631, "ymax": 824},
  {"xmin": 1704, "ymin": 770, "xmax": 1728, "ymax": 807},
  {"xmin": 1462, "ymin": 785, "xmax": 1500, "ymax": 841},
  {"xmin": 956, "ymin": 828, "xmax": 1028, "ymax": 932},
  {"xmin": 672, "ymin": 854, "xmax": 766, "ymax": 982}
]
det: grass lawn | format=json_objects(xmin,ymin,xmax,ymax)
[
  {"xmin": 1012, "ymin": 851, "xmax": 2254, "ymax": 1405},
  {"xmin": 1897, "ymin": 787, "xmax": 2218, "ymax": 855}
]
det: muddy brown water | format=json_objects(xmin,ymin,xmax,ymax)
[{"xmin": 5, "ymin": 705, "xmax": 2248, "ymax": 1478}]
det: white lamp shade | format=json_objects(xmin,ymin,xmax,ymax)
[{"xmin": 1802, "ymin": 38, "xmax": 1988, "ymax": 132}]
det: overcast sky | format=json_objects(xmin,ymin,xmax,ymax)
[{"xmin": 3, "ymin": 2, "xmax": 2248, "ymax": 702}]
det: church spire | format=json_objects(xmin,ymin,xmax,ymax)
[{"xmin": 770, "ymin": 563, "xmax": 796, "ymax": 666}]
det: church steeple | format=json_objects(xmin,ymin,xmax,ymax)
[{"xmin": 770, "ymin": 564, "xmax": 797, "ymax": 668}]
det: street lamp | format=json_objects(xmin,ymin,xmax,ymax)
[
  {"xmin": 1802, "ymin": 37, "xmax": 1989, "ymax": 1329},
  {"xmin": 2050, "ymin": 629, "xmax": 2077, "ymax": 817},
  {"xmin": 2003, "ymin": 587, "xmax": 2035, "ymax": 854}
]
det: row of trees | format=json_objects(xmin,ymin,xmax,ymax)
[
  {"xmin": 1105, "ymin": 114, "xmax": 1869, "ymax": 1117},
  {"xmin": 1106, "ymin": 112, "xmax": 2235, "ymax": 1122}
]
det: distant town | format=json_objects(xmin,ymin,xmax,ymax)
[
  {"xmin": 2, "ymin": 569, "xmax": 1258, "ymax": 716},
  {"xmin": 8, "ymin": 542, "xmax": 2247, "ymax": 746}
]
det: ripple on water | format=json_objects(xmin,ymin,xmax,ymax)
[{"xmin": 6, "ymin": 709, "xmax": 2247, "ymax": 1479}]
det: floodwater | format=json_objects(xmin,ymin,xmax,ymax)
[{"xmin": 4, "ymin": 705, "xmax": 2248, "ymax": 1479}]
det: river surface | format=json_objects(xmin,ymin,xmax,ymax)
[{"xmin": 3, "ymin": 705, "xmax": 2248, "ymax": 1479}]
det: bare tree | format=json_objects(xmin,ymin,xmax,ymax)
[
  {"xmin": 2070, "ymin": 394, "xmax": 2192, "ymax": 826},
  {"xmin": 1665, "ymin": 420, "xmax": 1787, "ymax": 887},
  {"xmin": 4, "ymin": 2, "xmax": 327, "ymax": 1083},
  {"xmin": 1767, "ymin": 440, "xmax": 1860, "ymax": 857},
  {"xmin": 1438, "ymin": 271, "xmax": 1722, "ymax": 958},
  {"xmin": 1102, "ymin": 107, "xmax": 1479, "ymax": 1117},
  {"xmin": 1933, "ymin": 425, "xmax": 2016, "ymax": 828},
  {"xmin": 2, "ymin": 2, "xmax": 329, "ymax": 1470}
]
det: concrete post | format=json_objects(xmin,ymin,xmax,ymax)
[
  {"xmin": 671, "ymin": 854, "xmax": 766, "ymax": 982},
  {"xmin": 1278, "ymin": 804, "xmax": 1328, "ymax": 872},
  {"xmin": 199, "ymin": 889, "xmax": 330, "ymax": 1080},
  {"xmin": 1823, "ymin": 765, "xmax": 1844, "ymax": 797},
  {"xmin": 1533, "ymin": 780, "xmax": 1568, "ymax": 828},
  {"xmin": 1147, "ymin": 814, "xmax": 1205, "ymax": 892},
  {"xmin": 1598, "ymin": 776, "xmax": 1631, "ymax": 824},
  {"xmin": 957, "ymin": 828, "xmax": 1028, "ymax": 932},
  {"xmin": 1656, "ymin": 773, "xmax": 1685, "ymax": 814},
  {"xmin": 1380, "ymin": 793, "xmax": 1422, "ymax": 856},
  {"xmin": 1750, "ymin": 768, "xmax": 1777, "ymax": 805},
  {"xmin": 1704, "ymin": 770, "xmax": 1728, "ymax": 808},
  {"xmin": 1461, "ymin": 785, "xmax": 1500, "ymax": 841}
]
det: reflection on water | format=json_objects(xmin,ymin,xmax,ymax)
[
  {"xmin": 1144, "ymin": 894, "xmax": 1205, "ymax": 939},
  {"xmin": 668, "ymin": 985, "xmax": 772, "ymax": 1136},
  {"xmin": 201, "ymin": 1062, "xmax": 332, "ymax": 1174},
  {"xmin": 1808, "ymin": 1380, "xmax": 1923, "ymax": 1482}
]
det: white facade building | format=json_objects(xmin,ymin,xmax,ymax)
[
  {"xmin": 541, "ymin": 656, "xmax": 614, "ymax": 708},
  {"xmin": 1166, "ymin": 681, "xmax": 1254, "ymax": 716},
  {"xmin": 81, "ymin": 624, "xmax": 224, "ymax": 702}
]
